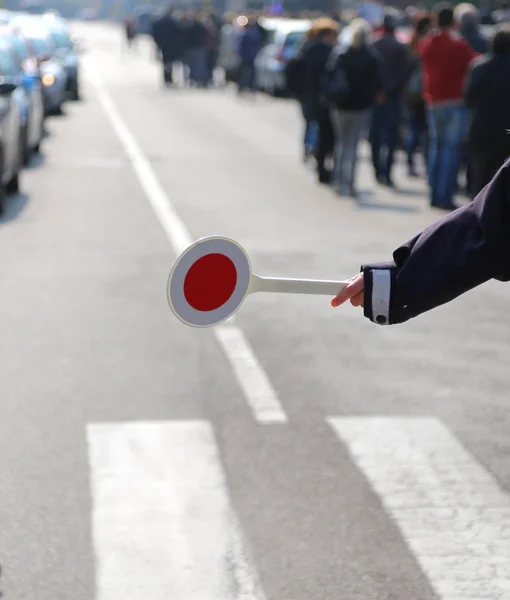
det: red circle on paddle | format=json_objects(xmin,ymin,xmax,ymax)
[{"xmin": 183, "ymin": 253, "xmax": 238, "ymax": 312}]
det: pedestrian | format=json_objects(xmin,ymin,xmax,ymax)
[
  {"xmin": 369, "ymin": 13, "xmax": 412, "ymax": 187},
  {"xmin": 455, "ymin": 4, "xmax": 488, "ymax": 53},
  {"xmin": 404, "ymin": 12, "xmax": 431, "ymax": 177},
  {"xmin": 330, "ymin": 157, "xmax": 510, "ymax": 326},
  {"xmin": 180, "ymin": 12, "xmax": 208, "ymax": 87},
  {"xmin": 287, "ymin": 17, "xmax": 339, "ymax": 181},
  {"xmin": 324, "ymin": 18, "xmax": 383, "ymax": 197},
  {"xmin": 493, "ymin": 0, "xmax": 510, "ymax": 23},
  {"xmin": 124, "ymin": 16, "xmax": 137, "ymax": 50},
  {"xmin": 237, "ymin": 16, "xmax": 262, "ymax": 95},
  {"xmin": 418, "ymin": 2, "xmax": 478, "ymax": 211},
  {"xmin": 464, "ymin": 23, "xmax": 510, "ymax": 196},
  {"xmin": 152, "ymin": 7, "xmax": 180, "ymax": 87},
  {"xmin": 454, "ymin": 3, "xmax": 488, "ymax": 195},
  {"xmin": 187, "ymin": 13, "xmax": 209, "ymax": 87},
  {"xmin": 203, "ymin": 14, "xmax": 221, "ymax": 87}
]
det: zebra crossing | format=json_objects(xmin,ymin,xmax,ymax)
[
  {"xmin": 86, "ymin": 416, "xmax": 510, "ymax": 600},
  {"xmin": 87, "ymin": 420, "xmax": 266, "ymax": 600}
]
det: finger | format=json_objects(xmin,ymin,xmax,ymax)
[
  {"xmin": 331, "ymin": 274, "xmax": 364, "ymax": 307},
  {"xmin": 331, "ymin": 278, "xmax": 362, "ymax": 307},
  {"xmin": 350, "ymin": 289, "xmax": 364, "ymax": 307}
]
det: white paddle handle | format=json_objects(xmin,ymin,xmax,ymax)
[{"xmin": 250, "ymin": 274, "xmax": 348, "ymax": 296}]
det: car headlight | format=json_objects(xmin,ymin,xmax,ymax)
[{"xmin": 42, "ymin": 73, "xmax": 56, "ymax": 86}]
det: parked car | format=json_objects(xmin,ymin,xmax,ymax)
[
  {"xmin": 254, "ymin": 18, "xmax": 311, "ymax": 97},
  {"xmin": 47, "ymin": 25, "xmax": 80, "ymax": 100},
  {"xmin": 0, "ymin": 43, "xmax": 25, "ymax": 211},
  {"xmin": 0, "ymin": 26, "xmax": 44, "ymax": 161},
  {"xmin": 12, "ymin": 22, "xmax": 68, "ymax": 115}
]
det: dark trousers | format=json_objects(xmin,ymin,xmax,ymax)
[
  {"xmin": 470, "ymin": 141, "xmax": 510, "ymax": 197},
  {"xmin": 405, "ymin": 103, "xmax": 428, "ymax": 169},
  {"xmin": 300, "ymin": 100, "xmax": 318, "ymax": 155},
  {"xmin": 207, "ymin": 50, "xmax": 218, "ymax": 84},
  {"xmin": 426, "ymin": 104, "xmax": 469, "ymax": 208},
  {"xmin": 315, "ymin": 115, "xmax": 335, "ymax": 182},
  {"xmin": 369, "ymin": 95, "xmax": 402, "ymax": 181},
  {"xmin": 237, "ymin": 62, "xmax": 256, "ymax": 92},
  {"xmin": 163, "ymin": 61, "xmax": 173, "ymax": 84}
]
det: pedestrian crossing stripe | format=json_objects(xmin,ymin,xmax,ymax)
[
  {"xmin": 328, "ymin": 417, "xmax": 510, "ymax": 599},
  {"xmin": 87, "ymin": 420, "xmax": 267, "ymax": 600},
  {"xmin": 87, "ymin": 417, "xmax": 510, "ymax": 599}
]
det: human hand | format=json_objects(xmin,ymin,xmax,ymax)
[{"xmin": 331, "ymin": 273, "xmax": 364, "ymax": 308}]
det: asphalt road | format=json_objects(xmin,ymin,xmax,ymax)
[{"xmin": 2, "ymin": 22, "xmax": 510, "ymax": 600}]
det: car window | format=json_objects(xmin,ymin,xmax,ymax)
[
  {"xmin": 27, "ymin": 36, "xmax": 50, "ymax": 57},
  {"xmin": 8, "ymin": 35, "xmax": 30, "ymax": 61},
  {"xmin": 264, "ymin": 30, "xmax": 277, "ymax": 45},
  {"xmin": 0, "ymin": 45, "xmax": 20, "ymax": 76},
  {"xmin": 51, "ymin": 29, "xmax": 72, "ymax": 49},
  {"xmin": 284, "ymin": 30, "xmax": 306, "ymax": 50}
]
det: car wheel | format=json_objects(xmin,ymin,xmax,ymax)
[
  {"xmin": 7, "ymin": 138, "xmax": 23, "ymax": 194},
  {"xmin": 22, "ymin": 125, "xmax": 30, "ymax": 166},
  {"xmin": 48, "ymin": 101, "xmax": 63, "ymax": 116},
  {"xmin": 0, "ymin": 183, "xmax": 5, "ymax": 216},
  {"xmin": 34, "ymin": 114, "xmax": 45, "ymax": 153},
  {"xmin": 6, "ymin": 172, "xmax": 19, "ymax": 195},
  {"xmin": 70, "ymin": 79, "xmax": 80, "ymax": 101}
]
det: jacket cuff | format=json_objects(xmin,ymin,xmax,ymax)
[{"xmin": 361, "ymin": 262, "xmax": 396, "ymax": 325}]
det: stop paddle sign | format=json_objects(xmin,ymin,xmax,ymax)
[{"xmin": 167, "ymin": 236, "xmax": 348, "ymax": 328}]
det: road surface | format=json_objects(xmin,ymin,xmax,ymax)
[{"xmin": 1, "ymin": 22, "xmax": 510, "ymax": 600}]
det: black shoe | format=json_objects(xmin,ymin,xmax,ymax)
[{"xmin": 318, "ymin": 170, "xmax": 332, "ymax": 184}]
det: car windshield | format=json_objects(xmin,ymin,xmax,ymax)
[
  {"xmin": 27, "ymin": 36, "xmax": 51, "ymax": 57},
  {"xmin": 51, "ymin": 30, "xmax": 72, "ymax": 49},
  {"xmin": 8, "ymin": 35, "xmax": 30, "ymax": 61},
  {"xmin": 0, "ymin": 45, "xmax": 19, "ymax": 76}
]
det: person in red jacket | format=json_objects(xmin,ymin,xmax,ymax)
[{"xmin": 418, "ymin": 2, "xmax": 478, "ymax": 210}]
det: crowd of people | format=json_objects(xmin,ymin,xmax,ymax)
[
  {"xmin": 123, "ymin": 2, "xmax": 510, "ymax": 213},
  {"xmin": 125, "ymin": 9, "xmax": 223, "ymax": 87},
  {"xmin": 289, "ymin": 3, "xmax": 510, "ymax": 211}
]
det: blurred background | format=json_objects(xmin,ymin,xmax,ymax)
[{"xmin": 3, "ymin": 0, "xmax": 504, "ymax": 26}]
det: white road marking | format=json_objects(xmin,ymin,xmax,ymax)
[
  {"xmin": 328, "ymin": 416, "xmax": 510, "ymax": 599},
  {"xmin": 84, "ymin": 62, "xmax": 287, "ymax": 424},
  {"xmin": 215, "ymin": 325, "xmax": 287, "ymax": 423},
  {"xmin": 87, "ymin": 420, "xmax": 268, "ymax": 600}
]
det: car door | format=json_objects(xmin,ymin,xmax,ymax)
[
  {"xmin": 0, "ymin": 45, "xmax": 22, "ymax": 183},
  {"xmin": 262, "ymin": 30, "xmax": 285, "ymax": 92},
  {"xmin": 10, "ymin": 32, "xmax": 44, "ymax": 149},
  {"xmin": 28, "ymin": 68, "xmax": 44, "ymax": 148}
]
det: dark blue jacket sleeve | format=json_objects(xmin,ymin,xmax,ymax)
[{"xmin": 362, "ymin": 158, "xmax": 510, "ymax": 325}]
